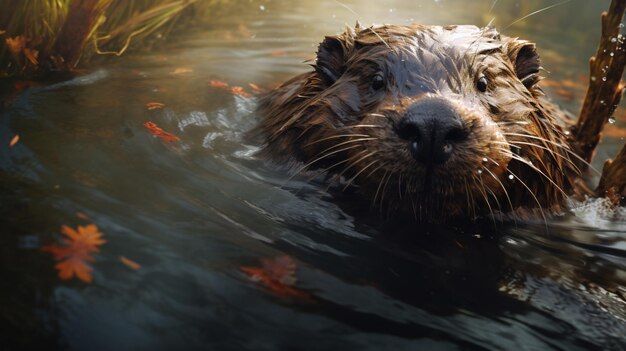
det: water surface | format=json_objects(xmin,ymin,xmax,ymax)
[{"xmin": 1, "ymin": 0, "xmax": 625, "ymax": 350}]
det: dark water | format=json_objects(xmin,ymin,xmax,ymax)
[{"xmin": 2, "ymin": 0, "xmax": 626, "ymax": 350}]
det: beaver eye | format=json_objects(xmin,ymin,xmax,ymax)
[
  {"xmin": 477, "ymin": 76, "xmax": 488, "ymax": 92},
  {"xmin": 371, "ymin": 74, "xmax": 385, "ymax": 91}
]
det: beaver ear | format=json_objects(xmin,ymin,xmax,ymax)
[
  {"xmin": 315, "ymin": 30, "xmax": 354, "ymax": 86},
  {"xmin": 507, "ymin": 40, "xmax": 541, "ymax": 89}
]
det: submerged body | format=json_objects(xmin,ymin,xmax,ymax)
[{"xmin": 256, "ymin": 24, "xmax": 579, "ymax": 221}]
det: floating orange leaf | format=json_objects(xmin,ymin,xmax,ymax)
[
  {"xmin": 172, "ymin": 68, "xmax": 193, "ymax": 74},
  {"xmin": 249, "ymin": 83, "xmax": 264, "ymax": 94},
  {"xmin": 229, "ymin": 86, "xmax": 252, "ymax": 97},
  {"xmin": 209, "ymin": 80, "xmax": 253, "ymax": 97},
  {"xmin": 210, "ymin": 80, "xmax": 229, "ymax": 89},
  {"xmin": 9, "ymin": 134, "xmax": 19, "ymax": 147},
  {"xmin": 240, "ymin": 256, "xmax": 311, "ymax": 300},
  {"xmin": 145, "ymin": 102, "xmax": 165, "ymax": 110},
  {"xmin": 143, "ymin": 121, "xmax": 180, "ymax": 143},
  {"xmin": 119, "ymin": 256, "xmax": 141, "ymax": 271},
  {"xmin": 42, "ymin": 224, "xmax": 106, "ymax": 283}
]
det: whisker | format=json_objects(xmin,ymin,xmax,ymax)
[
  {"xmin": 373, "ymin": 170, "xmax": 389, "ymax": 209},
  {"xmin": 349, "ymin": 124, "xmax": 384, "ymax": 129},
  {"xmin": 507, "ymin": 169, "xmax": 549, "ymax": 231},
  {"xmin": 482, "ymin": 165, "xmax": 516, "ymax": 223},
  {"xmin": 283, "ymin": 144, "xmax": 362, "ymax": 185},
  {"xmin": 367, "ymin": 26, "xmax": 391, "ymax": 49},
  {"xmin": 304, "ymin": 134, "xmax": 370, "ymax": 147},
  {"xmin": 494, "ymin": 147, "xmax": 568, "ymax": 198},
  {"xmin": 379, "ymin": 170, "xmax": 393, "ymax": 212},
  {"xmin": 367, "ymin": 113, "xmax": 387, "ymax": 118},
  {"xmin": 333, "ymin": 151, "xmax": 377, "ymax": 188},
  {"xmin": 504, "ymin": 0, "xmax": 572, "ymax": 30},
  {"xmin": 504, "ymin": 140, "xmax": 584, "ymax": 176},
  {"xmin": 343, "ymin": 159, "xmax": 379, "ymax": 191},
  {"xmin": 502, "ymin": 132, "xmax": 600, "ymax": 174}
]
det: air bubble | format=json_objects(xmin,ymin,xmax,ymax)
[
  {"xmin": 482, "ymin": 157, "xmax": 488, "ymax": 163},
  {"xmin": 603, "ymin": 77, "xmax": 607, "ymax": 81},
  {"xmin": 611, "ymin": 52, "xmax": 615, "ymax": 57},
  {"xmin": 259, "ymin": 5, "xmax": 265, "ymax": 10},
  {"xmin": 608, "ymin": 116, "xmax": 616, "ymax": 124},
  {"xmin": 508, "ymin": 174, "xmax": 515, "ymax": 180},
  {"xmin": 477, "ymin": 169, "xmax": 483, "ymax": 175},
  {"xmin": 612, "ymin": 37, "xmax": 618, "ymax": 43}
]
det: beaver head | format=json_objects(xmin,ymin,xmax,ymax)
[{"xmin": 256, "ymin": 24, "xmax": 578, "ymax": 221}]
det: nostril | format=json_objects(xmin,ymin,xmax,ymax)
[
  {"xmin": 445, "ymin": 127, "xmax": 469, "ymax": 143},
  {"xmin": 397, "ymin": 120, "xmax": 422, "ymax": 141}
]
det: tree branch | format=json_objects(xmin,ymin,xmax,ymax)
[{"xmin": 573, "ymin": 0, "xmax": 626, "ymax": 166}]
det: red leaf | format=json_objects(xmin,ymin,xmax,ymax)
[
  {"xmin": 240, "ymin": 256, "xmax": 311, "ymax": 300},
  {"xmin": 143, "ymin": 121, "xmax": 180, "ymax": 143}
]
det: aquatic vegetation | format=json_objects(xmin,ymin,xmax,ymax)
[{"xmin": 0, "ymin": 0, "xmax": 221, "ymax": 77}]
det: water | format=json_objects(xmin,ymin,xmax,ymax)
[{"xmin": 2, "ymin": 0, "xmax": 625, "ymax": 350}]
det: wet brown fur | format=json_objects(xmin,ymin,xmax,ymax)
[{"xmin": 255, "ymin": 24, "xmax": 580, "ymax": 221}]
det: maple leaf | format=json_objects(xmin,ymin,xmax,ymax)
[
  {"xmin": 143, "ymin": 121, "xmax": 180, "ymax": 143},
  {"xmin": 42, "ymin": 224, "xmax": 106, "ymax": 283},
  {"xmin": 240, "ymin": 256, "xmax": 311, "ymax": 300}
]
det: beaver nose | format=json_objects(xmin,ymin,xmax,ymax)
[{"xmin": 396, "ymin": 99, "xmax": 468, "ymax": 165}]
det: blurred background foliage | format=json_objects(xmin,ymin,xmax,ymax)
[{"xmin": 0, "ymin": 0, "xmax": 226, "ymax": 77}]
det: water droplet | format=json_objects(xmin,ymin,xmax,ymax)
[
  {"xmin": 603, "ymin": 77, "xmax": 607, "ymax": 82},
  {"xmin": 259, "ymin": 5, "xmax": 265, "ymax": 10},
  {"xmin": 477, "ymin": 169, "xmax": 483, "ymax": 175},
  {"xmin": 612, "ymin": 37, "xmax": 618, "ymax": 43},
  {"xmin": 601, "ymin": 100, "xmax": 605, "ymax": 104},
  {"xmin": 610, "ymin": 52, "xmax": 615, "ymax": 57},
  {"xmin": 508, "ymin": 174, "xmax": 514, "ymax": 180},
  {"xmin": 608, "ymin": 116, "xmax": 616, "ymax": 124},
  {"xmin": 482, "ymin": 157, "xmax": 488, "ymax": 163}
]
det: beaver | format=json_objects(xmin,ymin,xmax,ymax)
[{"xmin": 255, "ymin": 24, "xmax": 581, "ymax": 221}]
